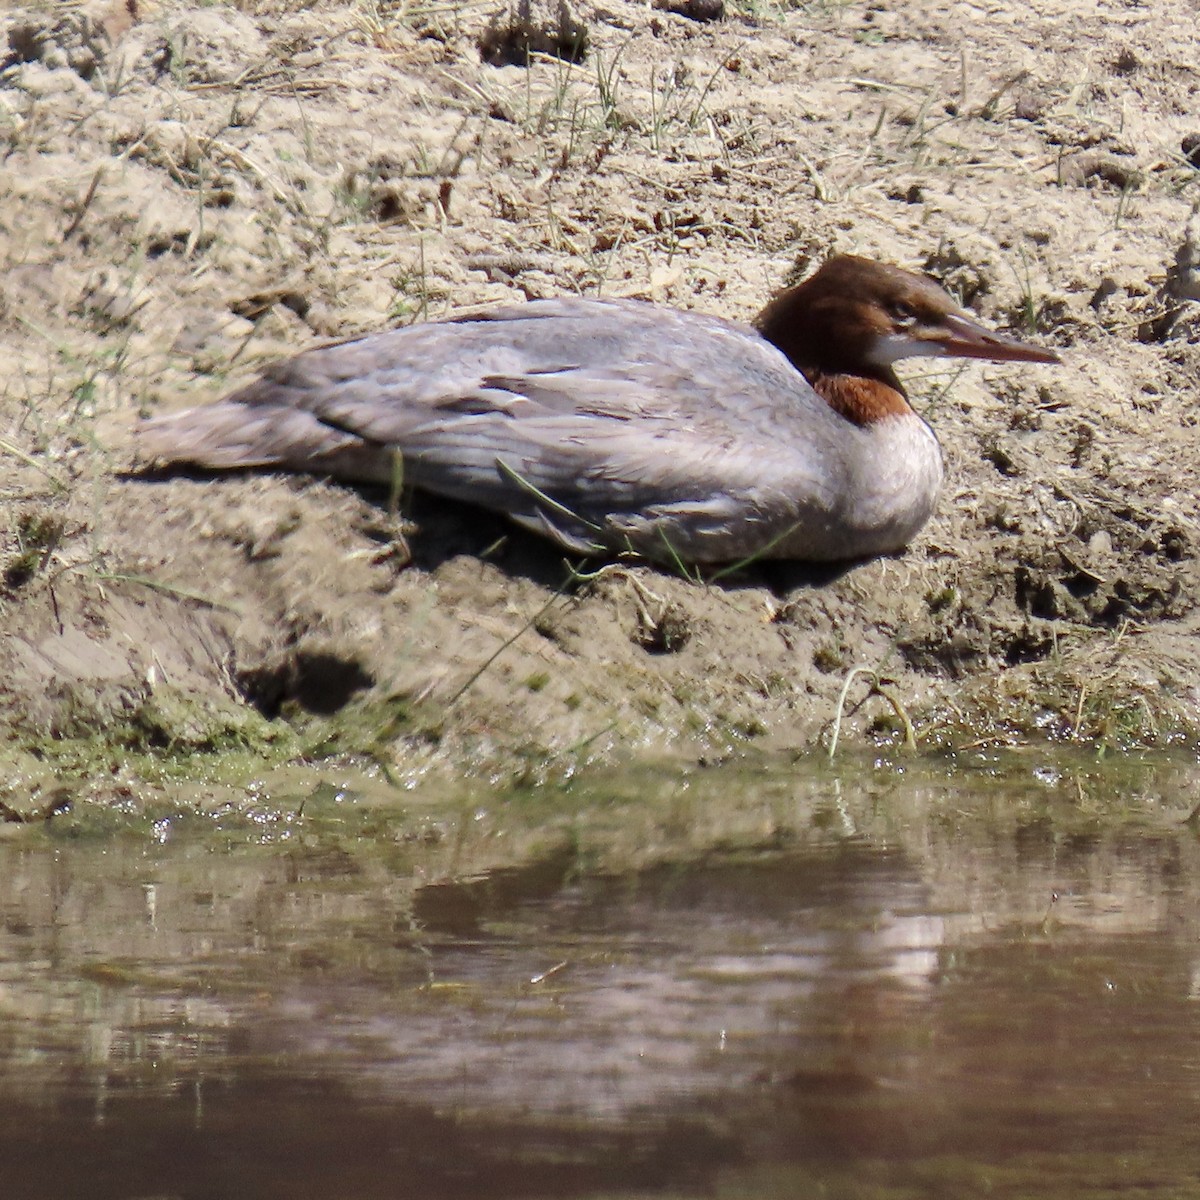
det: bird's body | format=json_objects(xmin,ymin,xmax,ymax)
[{"xmin": 138, "ymin": 256, "xmax": 1059, "ymax": 564}]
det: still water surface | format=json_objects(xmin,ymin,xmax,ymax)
[{"xmin": 2, "ymin": 753, "xmax": 1199, "ymax": 1198}]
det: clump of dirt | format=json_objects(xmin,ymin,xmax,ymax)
[
  {"xmin": 2, "ymin": 0, "xmax": 1200, "ymax": 790},
  {"xmin": 478, "ymin": 0, "xmax": 590, "ymax": 67}
]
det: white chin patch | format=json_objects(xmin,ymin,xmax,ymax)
[{"xmin": 865, "ymin": 332, "xmax": 946, "ymax": 366}]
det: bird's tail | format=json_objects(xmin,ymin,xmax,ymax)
[{"xmin": 136, "ymin": 401, "xmax": 395, "ymax": 484}]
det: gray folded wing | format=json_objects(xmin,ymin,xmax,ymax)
[{"xmin": 139, "ymin": 298, "xmax": 852, "ymax": 560}]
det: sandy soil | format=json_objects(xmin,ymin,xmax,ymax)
[{"xmin": 2, "ymin": 0, "xmax": 1199, "ymax": 787}]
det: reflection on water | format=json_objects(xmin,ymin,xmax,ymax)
[{"xmin": 2, "ymin": 755, "xmax": 1200, "ymax": 1198}]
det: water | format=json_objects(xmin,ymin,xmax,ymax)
[{"xmin": 2, "ymin": 753, "xmax": 1199, "ymax": 1198}]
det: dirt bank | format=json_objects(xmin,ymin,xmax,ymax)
[{"xmin": 2, "ymin": 0, "xmax": 1199, "ymax": 795}]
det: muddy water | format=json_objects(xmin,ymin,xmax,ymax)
[{"xmin": 2, "ymin": 753, "xmax": 1199, "ymax": 1199}]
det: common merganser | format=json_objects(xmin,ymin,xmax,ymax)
[{"xmin": 138, "ymin": 255, "xmax": 1060, "ymax": 564}]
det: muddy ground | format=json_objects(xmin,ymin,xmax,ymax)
[{"xmin": 2, "ymin": 0, "xmax": 1199, "ymax": 797}]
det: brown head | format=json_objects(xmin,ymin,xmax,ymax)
[{"xmin": 755, "ymin": 255, "xmax": 1061, "ymax": 425}]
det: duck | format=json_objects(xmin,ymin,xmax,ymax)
[{"xmin": 137, "ymin": 255, "xmax": 1060, "ymax": 564}]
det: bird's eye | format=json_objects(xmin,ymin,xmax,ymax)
[{"xmin": 890, "ymin": 300, "xmax": 917, "ymax": 326}]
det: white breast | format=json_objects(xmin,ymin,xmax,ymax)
[{"xmin": 841, "ymin": 414, "xmax": 944, "ymax": 556}]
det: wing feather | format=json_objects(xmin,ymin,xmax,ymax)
[{"xmin": 139, "ymin": 297, "xmax": 855, "ymax": 560}]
